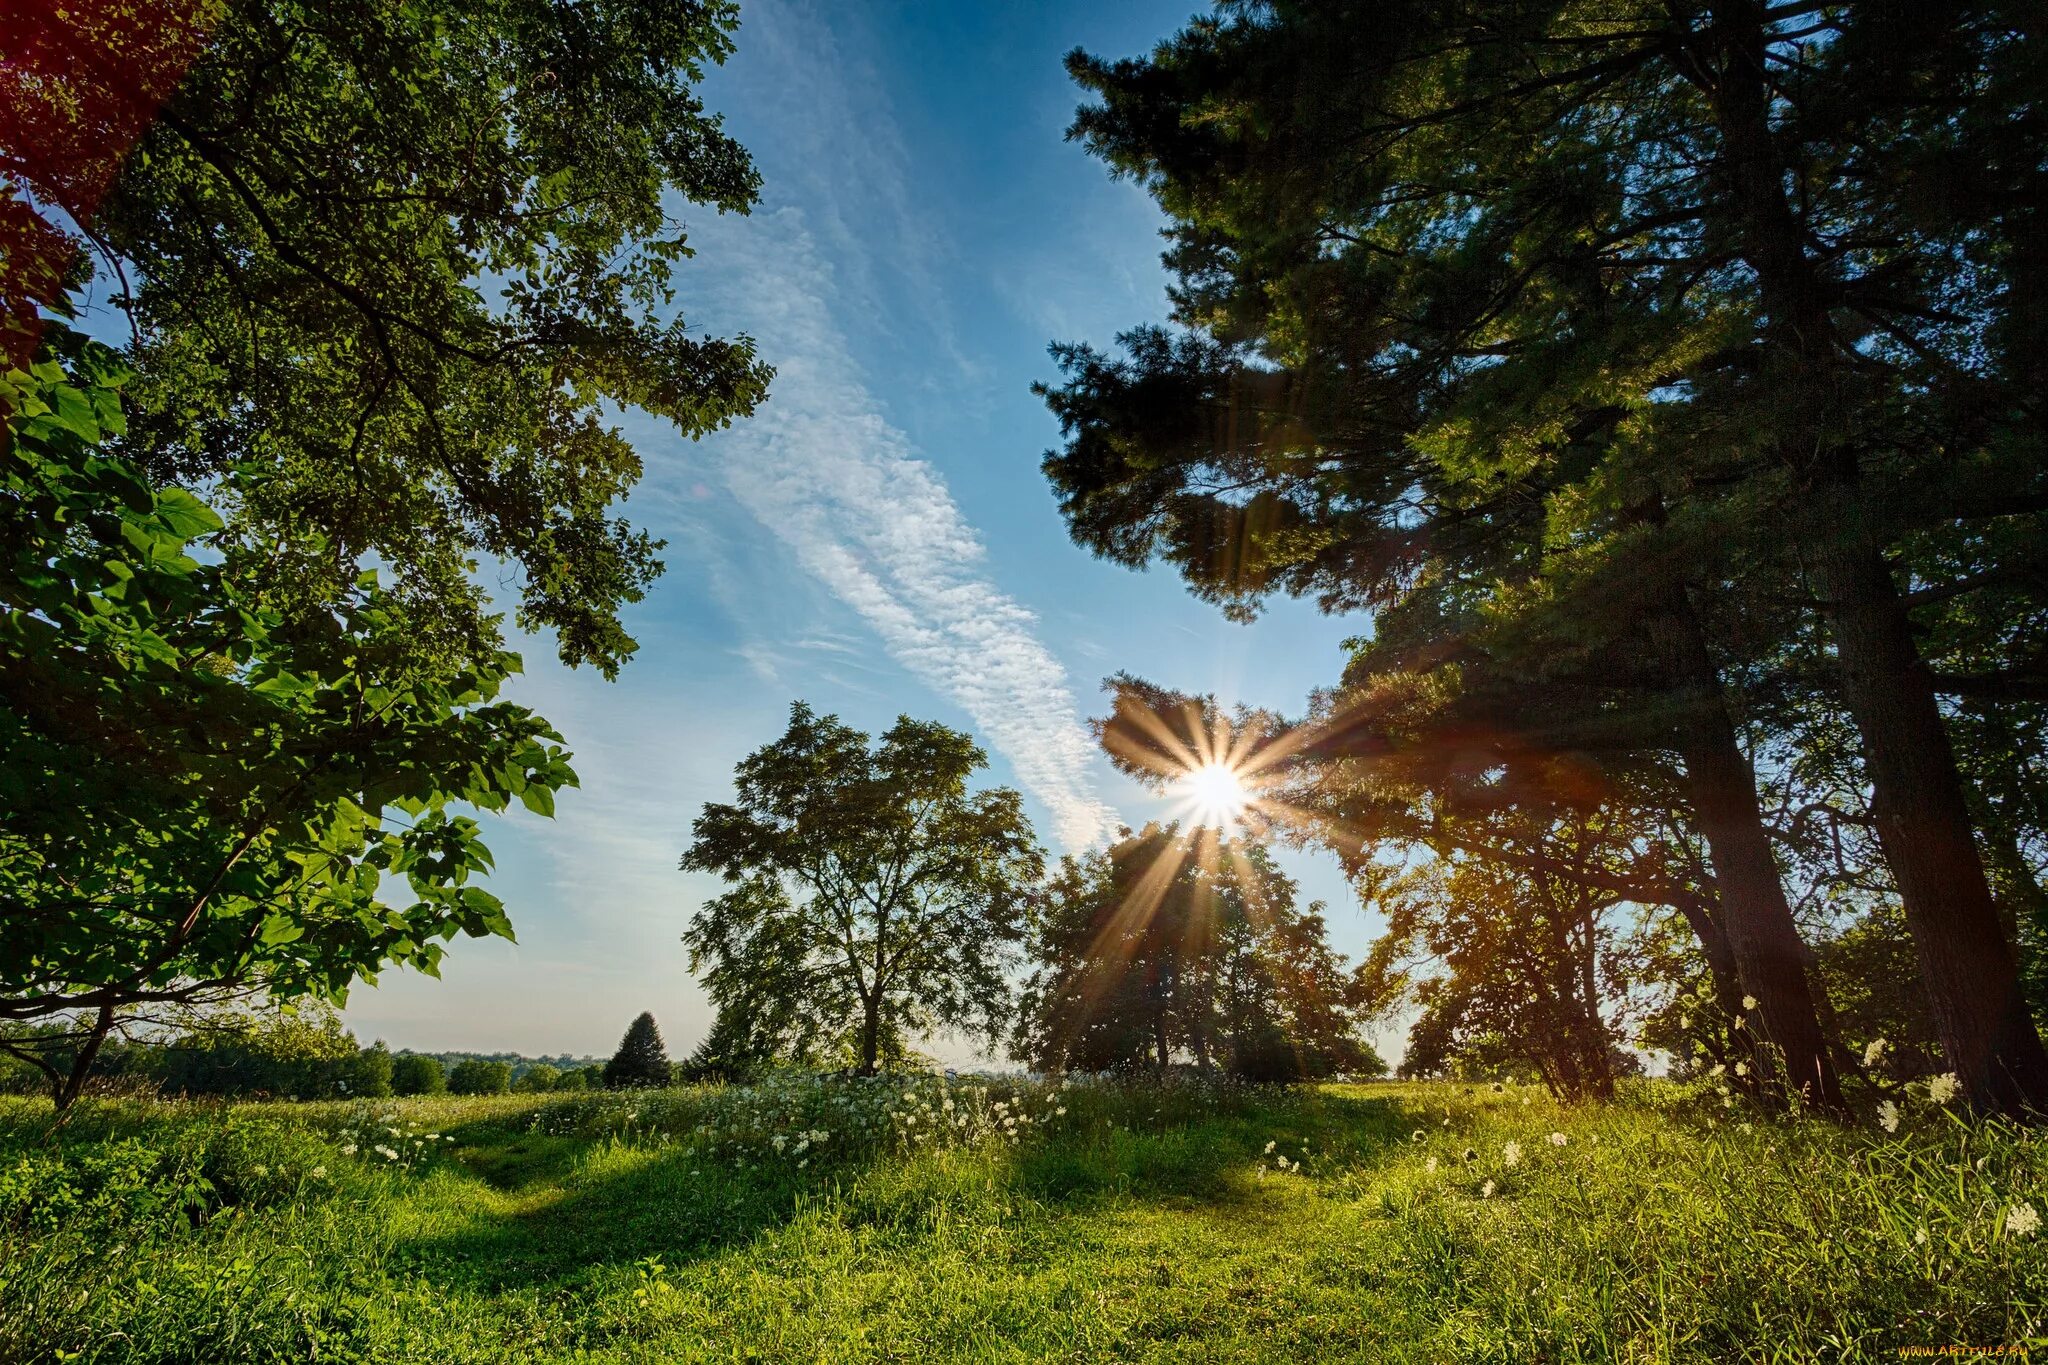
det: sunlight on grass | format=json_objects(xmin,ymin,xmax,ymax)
[{"xmin": 1, "ymin": 1078, "xmax": 2042, "ymax": 1362}]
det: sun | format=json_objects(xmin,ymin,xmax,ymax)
[{"xmin": 1176, "ymin": 761, "xmax": 1249, "ymax": 827}]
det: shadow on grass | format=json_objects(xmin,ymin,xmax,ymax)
[{"xmin": 393, "ymin": 1087, "xmax": 1426, "ymax": 1292}]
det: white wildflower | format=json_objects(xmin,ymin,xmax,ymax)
[
  {"xmin": 1732, "ymin": 1016, "xmax": 1745, "ymax": 1031},
  {"xmin": 375, "ymin": 1144, "xmax": 398, "ymax": 1161},
  {"xmin": 1481, "ymin": 1179, "xmax": 1496, "ymax": 1199},
  {"xmin": 1264, "ymin": 1140, "xmax": 1276, "ymax": 1154},
  {"xmin": 341, "ymin": 1144, "xmax": 357, "ymax": 1156},
  {"xmin": 1742, "ymin": 995, "xmax": 1759, "ymax": 1012},
  {"xmin": 310, "ymin": 1166, "xmax": 327, "ymax": 1180},
  {"xmin": 1502, "ymin": 1141, "xmax": 1522, "ymax": 1168},
  {"xmin": 1548, "ymin": 1132, "xmax": 1567, "ymax": 1147},
  {"xmin": 1425, "ymin": 1156, "xmax": 1439, "ymax": 1173},
  {"xmin": 1734, "ymin": 1062, "xmax": 1749, "ymax": 1078},
  {"xmin": 1914, "ymin": 1226, "xmax": 1927, "ymax": 1246},
  {"xmin": 1877, "ymin": 1100, "xmax": 1900, "ymax": 1134},
  {"xmin": 1863, "ymin": 1038, "xmax": 1887, "ymax": 1068},
  {"xmin": 2006, "ymin": 1203, "xmax": 2041, "ymax": 1239},
  {"xmin": 1928, "ymin": 1073, "xmax": 1960, "ymax": 1105},
  {"xmin": 1710, "ymin": 1064, "xmax": 1726, "ymax": 1078}
]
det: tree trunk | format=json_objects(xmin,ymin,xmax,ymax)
[
  {"xmin": 53, "ymin": 1006, "xmax": 115, "ymax": 1112},
  {"xmin": 1701, "ymin": 0, "xmax": 2048, "ymax": 1116},
  {"xmin": 1806, "ymin": 533, "xmax": 2048, "ymax": 1115},
  {"xmin": 1641, "ymin": 569, "xmax": 1843, "ymax": 1109},
  {"xmin": 858, "ymin": 994, "xmax": 881, "ymax": 1077}
]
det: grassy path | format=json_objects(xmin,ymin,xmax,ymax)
[{"xmin": 2, "ymin": 1081, "xmax": 2043, "ymax": 1361}]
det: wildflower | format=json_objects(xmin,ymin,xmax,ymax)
[
  {"xmin": 1055, "ymin": 1107, "xmax": 1067, "ymax": 1117},
  {"xmin": 1928, "ymin": 1073, "xmax": 1960, "ymax": 1105},
  {"xmin": 1734, "ymin": 1061, "xmax": 1749, "ymax": 1078},
  {"xmin": 1732, "ymin": 1016, "xmax": 1745, "ymax": 1031},
  {"xmin": 1264, "ymin": 1140, "xmax": 1276, "ymax": 1155},
  {"xmin": 375, "ymin": 1144, "xmax": 398, "ymax": 1161},
  {"xmin": 1481, "ymin": 1179, "xmax": 1496, "ymax": 1199},
  {"xmin": 1709, "ymin": 1064, "xmax": 1726, "ymax": 1078},
  {"xmin": 2007, "ymin": 1203, "xmax": 2042, "ymax": 1239},
  {"xmin": 1863, "ymin": 1038, "xmax": 1887, "ymax": 1068},
  {"xmin": 310, "ymin": 1166, "xmax": 327, "ymax": 1180},
  {"xmin": 1914, "ymin": 1227, "xmax": 1928, "ymax": 1246},
  {"xmin": 1877, "ymin": 1100, "xmax": 1900, "ymax": 1134},
  {"xmin": 1742, "ymin": 995, "xmax": 1758, "ymax": 1012},
  {"xmin": 425, "ymin": 1133, "xmax": 439, "ymax": 1140},
  {"xmin": 1548, "ymin": 1132, "xmax": 1567, "ymax": 1147},
  {"xmin": 1425, "ymin": 1156, "xmax": 1439, "ymax": 1173},
  {"xmin": 1679, "ymin": 1014, "xmax": 1691, "ymax": 1030},
  {"xmin": 341, "ymin": 1144, "xmax": 357, "ymax": 1156},
  {"xmin": 1502, "ymin": 1141, "xmax": 1522, "ymax": 1168}
]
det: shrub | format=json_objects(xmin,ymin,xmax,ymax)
[{"xmin": 391, "ymin": 1054, "xmax": 446, "ymax": 1095}]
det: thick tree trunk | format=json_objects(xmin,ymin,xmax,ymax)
[
  {"xmin": 1642, "ymin": 569, "xmax": 1842, "ymax": 1109},
  {"xmin": 1701, "ymin": 0, "xmax": 2048, "ymax": 1116},
  {"xmin": 1806, "ymin": 533, "xmax": 2048, "ymax": 1115}
]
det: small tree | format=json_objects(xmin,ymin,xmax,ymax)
[
  {"xmin": 391, "ymin": 1054, "xmax": 446, "ymax": 1096},
  {"xmin": 552, "ymin": 1067, "xmax": 592, "ymax": 1092},
  {"xmin": 682, "ymin": 704, "xmax": 1044, "ymax": 1074},
  {"xmin": 604, "ymin": 1012, "xmax": 672, "ymax": 1090},
  {"xmin": 447, "ymin": 1059, "xmax": 510, "ymax": 1095}
]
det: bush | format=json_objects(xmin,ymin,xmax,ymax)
[
  {"xmin": 391, "ymin": 1054, "xmax": 446, "ymax": 1095},
  {"xmin": 448, "ymin": 1060, "xmax": 512, "ymax": 1095}
]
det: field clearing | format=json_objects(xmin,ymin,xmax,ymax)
[{"xmin": 1, "ymin": 1078, "xmax": 2043, "ymax": 1363}]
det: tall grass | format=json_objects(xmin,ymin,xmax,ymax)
[{"xmin": 0, "ymin": 1077, "xmax": 2041, "ymax": 1362}]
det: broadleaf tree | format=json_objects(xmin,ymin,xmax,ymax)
[
  {"xmin": 681, "ymin": 704, "xmax": 1045, "ymax": 1075},
  {"xmin": 0, "ymin": 324, "xmax": 575, "ymax": 1107},
  {"xmin": 8, "ymin": 0, "xmax": 773, "ymax": 676}
]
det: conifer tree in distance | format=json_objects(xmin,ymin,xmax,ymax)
[{"xmin": 604, "ymin": 1012, "xmax": 672, "ymax": 1090}]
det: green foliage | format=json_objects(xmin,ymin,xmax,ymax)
[
  {"xmin": 604, "ymin": 1013, "xmax": 672, "ymax": 1091},
  {"xmin": 1016, "ymin": 825, "xmax": 1383, "ymax": 1081},
  {"xmin": 681, "ymin": 703, "xmax": 1045, "ymax": 1074},
  {"xmin": 0, "ymin": 326, "xmax": 577, "ymax": 1097},
  {"xmin": 0, "ymin": 1081, "xmax": 2042, "ymax": 1361},
  {"xmin": 446, "ymin": 1060, "xmax": 511, "ymax": 1095},
  {"xmin": 389, "ymin": 1054, "xmax": 446, "ymax": 1096},
  {"xmin": 513, "ymin": 1064, "xmax": 561, "ymax": 1094},
  {"xmin": 12, "ymin": 0, "xmax": 778, "ymax": 675}
]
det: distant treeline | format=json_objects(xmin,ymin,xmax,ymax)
[{"xmin": 0, "ymin": 1008, "xmax": 605, "ymax": 1101}]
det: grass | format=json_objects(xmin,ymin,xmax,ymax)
[{"xmin": 1, "ymin": 1075, "xmax": 2043, "ymax": 1363}]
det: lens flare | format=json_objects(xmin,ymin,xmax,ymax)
[{"xmin": 1177, "ymin": 761, "xmax": 1249, "ymax": 827}]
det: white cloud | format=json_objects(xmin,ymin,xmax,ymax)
[{"xmin": 686, "ymin": 207, "xmax": 1114, "ymax": 850}]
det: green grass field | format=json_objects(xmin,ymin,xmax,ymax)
[{"xmin": 1, "ymin": 1076, "xmax": 2043, "ymax": 1363}]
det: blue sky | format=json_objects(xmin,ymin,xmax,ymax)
[{"xmin": 338, "ymin": 0, "xmax": 1383, "ymax": 1064}]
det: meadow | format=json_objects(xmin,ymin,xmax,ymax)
[{"xmin": 1, "ymin": 1076, "xmax": 2043, "ymax": 1364}]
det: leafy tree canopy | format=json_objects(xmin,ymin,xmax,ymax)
[
  {"xmin": 0, "ymin": 323, "xmax": 575, "ymax": 1105},
  {"xmin": 10, "ymin": 0, "xmax": 772, "ymax": 674},
  {"xmin": 682, "ymin": 703, "xmax": 1045, "ymax": 1075}
]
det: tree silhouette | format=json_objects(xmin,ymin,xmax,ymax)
[{"xmin": 604, "ymin": 1012, "xmax": 672, "ymax": 1090}]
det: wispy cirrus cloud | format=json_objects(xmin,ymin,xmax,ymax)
[{"xmin": 686, "ymin": 206, "xmax": 1114, "ymax": 850}]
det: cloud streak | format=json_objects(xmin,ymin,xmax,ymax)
[{"xmin": 689, "ymin": 207, "xmax": 1114, "ymax": 850}]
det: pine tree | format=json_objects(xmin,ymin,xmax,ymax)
[{"xmin": 604, "ymin": 1012, "xmax": 672, "ymax": 1090}]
